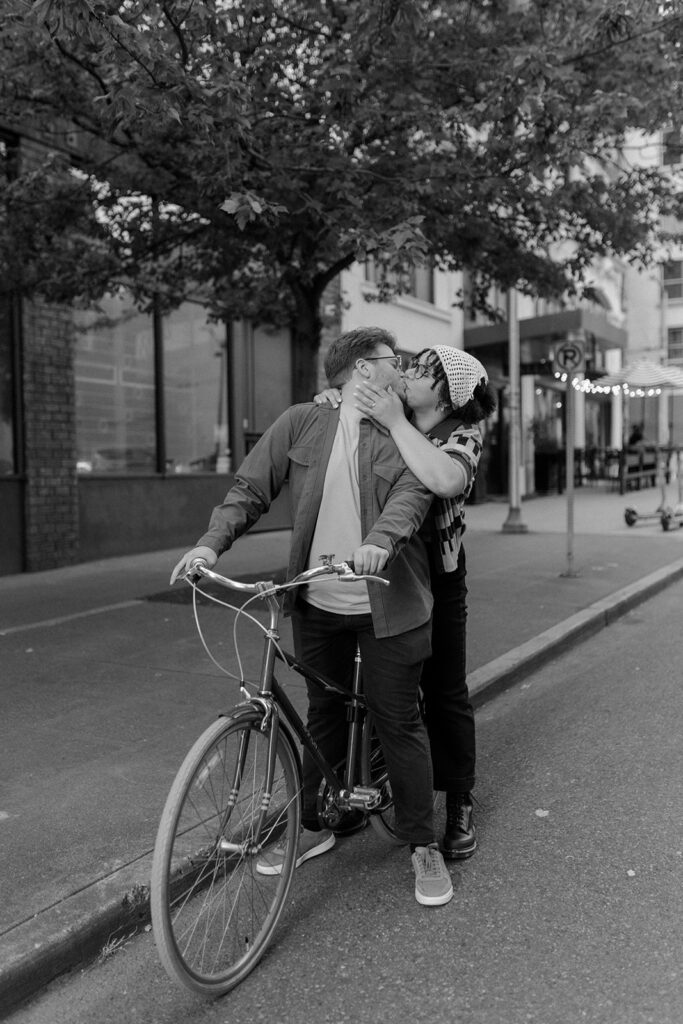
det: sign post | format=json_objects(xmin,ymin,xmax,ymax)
[
  {"xmin": 502, "ymin": 288, "xmax": 528, "ymax": 534},
  {"xmin": 554, "ymin": 340, "xmax": 585, "ymax": 577}
]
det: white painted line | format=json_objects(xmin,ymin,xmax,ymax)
[{"xmin": 0, "ymin": 600, "xmax": 144, "ymax": 636}]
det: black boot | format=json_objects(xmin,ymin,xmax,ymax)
[{"xmin": 442, "ymin": 792, "xmax": 477, "ymax": 860}]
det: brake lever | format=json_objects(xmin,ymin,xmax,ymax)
[{"xmin": 181, "ymin": 558, "xmax": 208, "ymax": 584}]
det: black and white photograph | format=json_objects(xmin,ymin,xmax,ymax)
[{"xmin": 1, "ymin": 2, "xmax": 683, "ymax": 1022}]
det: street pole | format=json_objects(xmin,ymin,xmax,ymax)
[
  {"xmin": 502, "ymin": 287, "xmax": 528, "ymax": 534},
  {"xmin": 561, "ymin": 375, "xmax": 578, "ymax": 577}
]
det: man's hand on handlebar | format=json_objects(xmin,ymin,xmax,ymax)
[
  {"xmin": 170, "ymin": 546, "xmax": 217, "ymax": 585},
  {"xmin": 170, "ymin": 543, "xmax": 388, "ymax": 587},
  {"xmin": 350, "ymin": 543, "xmax": 389, "ymax": 576}
]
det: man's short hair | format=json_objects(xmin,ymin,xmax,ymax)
[{"xmin": 324, "ymin": 327, "xmax": 397, "ymax": 386}]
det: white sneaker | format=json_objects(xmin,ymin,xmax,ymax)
[
  {"xmin": 256, "ymin": 828, "xmax": 335, "ymax": 876},
  {"xmin": 412, "ymin": 843, "xmax": 453, "ymax": 906}
]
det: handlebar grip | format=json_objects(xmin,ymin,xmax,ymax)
[{"xmin": 337, "ymin": 560, "xmax": 389, "ymax": 586}]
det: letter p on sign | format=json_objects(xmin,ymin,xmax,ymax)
[{"xmin": 554, "ymin": 341, "xmax": 585, "ymax": 375}]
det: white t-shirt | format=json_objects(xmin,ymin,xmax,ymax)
[{"xmin": 303, "ymin": 404, "xmax": 371, "ymax": 614}]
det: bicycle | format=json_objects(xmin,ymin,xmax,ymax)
[{"xmin": 150, "ymin": 557, "xmax": 400, "ymax": 997}]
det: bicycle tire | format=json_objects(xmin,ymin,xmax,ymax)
[
  {"xmin": 150, "ymin": 711, "xmax": 301, "ymax": 996},
  {"xmin": 359, "ymin": 712, "xmax": 402, "ymax": 844}
]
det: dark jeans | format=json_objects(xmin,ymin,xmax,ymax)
[
  {"xmin": 291, "ymin": 600, "xmax": 434, "ymax": 846},
  {"xmin": 421, "ymin": 544, "xmax": 476, "ymax": 794}
]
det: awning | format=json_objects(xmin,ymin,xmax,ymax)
[{"xmin": 464, "ymin": 308, "xmax": 627, "ymax": 353}]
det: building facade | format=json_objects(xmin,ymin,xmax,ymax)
[
  {"xmin": 4, "ymin": 125, "xmax": 683, "ymax": 575},
  {"xmin": 1, "ymin": 139, "xmax": 471, "ymax": 576},
  {"xmin": 0, "ymin": 287, "xmax": 294, "ymax": 575}
]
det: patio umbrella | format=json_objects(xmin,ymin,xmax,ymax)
[
  {"xmin": 589, "ymin": 358, "xmax": 683, "ymax": 391},
  {"xmin": 580, "ymin": 358, "xmax": 683, "ymax": 458}
]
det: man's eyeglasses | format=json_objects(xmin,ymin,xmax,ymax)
[
  {"xmin": 363, "ymin": 355, "xmax": 403, "ymax": 370},
  {"xmin": 405, "ymin": 362, "xmax": 433, "ymax": 379}
]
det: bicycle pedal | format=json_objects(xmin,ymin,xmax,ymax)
[{"xmin": 348, "ymin": 786, "xmax": 381, "ymax": 810}]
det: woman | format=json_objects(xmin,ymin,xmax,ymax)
[{"xmin": 316, "ymin": 345, "xmax": 496, "ymax": 859}]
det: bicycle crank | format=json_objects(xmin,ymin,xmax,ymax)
[{"xmin": 316, "ymin": 782, "xmax": 382, "ymax": 828}]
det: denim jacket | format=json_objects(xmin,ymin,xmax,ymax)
[{"xmin": 197, "ymin": 403, "xmax": 434, "ymax": 637}]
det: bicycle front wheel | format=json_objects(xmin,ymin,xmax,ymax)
[{"xmin": 150, "ymin": 712, "xmax": 301, "ymax": 996}]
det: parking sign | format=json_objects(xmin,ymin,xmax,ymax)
[{"xmin": 554, "ymin": 340, "xmax": 585, "ymax": 375}]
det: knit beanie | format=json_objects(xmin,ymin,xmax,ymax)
[{"xmin": 433, "ymin": 346, "xmax": 489, "ymax": 409}]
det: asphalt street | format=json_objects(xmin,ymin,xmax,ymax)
[{"xmin": 8, "ymin": 575, "xmax": 683, "ymax": 1024}]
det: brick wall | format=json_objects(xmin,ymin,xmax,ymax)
[{"xmin": 22, "ymin": 299, "xmax": 79, "ymax": 570}]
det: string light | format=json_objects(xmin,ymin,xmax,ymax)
[{"xmin": 569, "ymin": 377, "xmax": 662, "ymax": 397}]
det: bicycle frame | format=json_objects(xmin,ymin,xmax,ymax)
[
  {"xmin": 186, "ymin": 557, "xmax": 389, "ymax": 838},
  {"xmin": 273, "ymin": 646, "xmax": 365, "ymax": 796},
  {"xmin": 243, "ymin": 584, "xmax": 370, "ymax": 817},
  {"xmin": 151, "ymin": 558, "xmax": 394, "ymax": 997}
]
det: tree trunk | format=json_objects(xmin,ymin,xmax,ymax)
[{"xmin": 290, "ymin": 284, "xmax": 323, "ymax": 404}]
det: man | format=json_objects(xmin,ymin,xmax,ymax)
[{"xmin": 171, "ymin": 326, "xmax": 452, "ymax": 906}]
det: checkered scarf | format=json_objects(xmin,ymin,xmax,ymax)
[{"xmin": 427, "ymin": 417, "xmax": 483, "ymax": 574}]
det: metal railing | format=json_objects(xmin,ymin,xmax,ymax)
[{"xmin": 533, "ymin": 445, "xmax": 683, "ymax": 495}]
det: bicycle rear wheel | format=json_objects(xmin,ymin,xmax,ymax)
[
  {"xmin": 151, "ymin": 712, "xmax": 301, "ymax": 996},
  {"xmin": 359, "ymin": 712, "xmax": 402, "ymax": 844}
]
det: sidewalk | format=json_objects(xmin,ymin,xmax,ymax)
[{"xmin": 2, "ymin": 484, "xmax": 683, "ymax": 1015}]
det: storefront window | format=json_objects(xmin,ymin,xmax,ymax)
[
  {"xmin": 74, "ymin": 293, "xmax": 230, "ymax": 475},
  {"xmin": 1, "ymin": 135, "xmax": 17, "ymax": 476},
  {"xmin": 531, "ymin": 385, "xmax": 564, "ymax": 452},
  {"xmin": 163, "ymin": 303, "xmax": 228, "ymax": 473},
  {"xmin": 0, "ymin": 295, "xmax": 15, "ymax": 475},
  {"xmin": 74, "ymin": 293, "xmax": 156, "ymax": 473}
]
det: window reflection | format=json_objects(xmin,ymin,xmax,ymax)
[
  {"xmin": 74, "ymin": 294, "xmax": 156, "ymax": 474},
  {"xmin": 0, "ymin": 295, "xmax": 15, "ymax": 475},
  {"xmin": 74, "ymin": 292, "xmax": 230, "ymax": 475},
  {"xmin": 163, "ymin": 303, "xmax": 229, "ymax": 473},
  {"xmin": 364, "ymin": 258, "xmax": 435, "ymax": 304},
  {"xmin": 0, "ymin": 136, "xmax": 17, "ymax": 476}
]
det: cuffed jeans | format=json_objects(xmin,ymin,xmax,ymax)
[
  {"xmin": 291, "ymin": 599, "xmax": 434, "ymax": 847},
  {"xmin": 421, "ymin": 544, "xmax": 476, "ymax": 794}
]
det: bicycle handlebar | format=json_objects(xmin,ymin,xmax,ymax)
[{"xmin": 185, "ymin": 559, "xmax": 390, "ymax": 593}]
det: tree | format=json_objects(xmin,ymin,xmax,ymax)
[{"xmin": 2, "ymin": 0, "xmax": 683, "ymax": 400}]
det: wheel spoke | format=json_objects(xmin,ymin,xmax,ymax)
[{"xmin": 151, "ymin": 716, "xmax": 301, "ymax": 995}]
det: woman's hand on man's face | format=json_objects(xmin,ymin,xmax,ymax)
[{"xmin": 352, "ymin": 382, "xmax": 406, "ymax": 428}]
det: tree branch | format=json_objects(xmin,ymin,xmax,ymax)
[
  {"xmin": 314, "ymin": 250, "xmax": 357, "ymax": 293},
  {"xmin": 161, "ymin": 1, "xmax": 190, "ymax": 68},
  {"xmin": 53, "ymin": 38, "xmax": 110, "ymax": 97},
  {"xmin": 84, "ymin": 6, "xmax": 166, "ymax": 90},
  {"xmin": 561, "ymin": 11, "xmax": 683, "ymax": 69}
]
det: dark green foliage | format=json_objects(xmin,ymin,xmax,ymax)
[{"xmin": 2, "ymin": 1, "xmax": 683, "ymax": 397}]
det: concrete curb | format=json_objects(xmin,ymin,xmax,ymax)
[
  {"xmin": 469, "ymin": 556, "xmax": 683, "ymax": 706},
  {"xmin": 3, "ymin": 556, "xmax": 683, "ymax": 1016},
  {"xmin": 0, "ymin": 854, "xmax": 154, "ymax": 1018}
]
